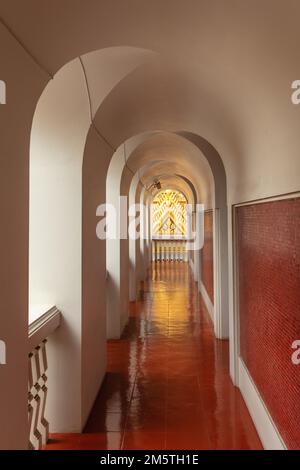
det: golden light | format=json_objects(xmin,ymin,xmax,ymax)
[{"xmin": 152, "ymin": 190, "xmax": 187, "ymax": 236}]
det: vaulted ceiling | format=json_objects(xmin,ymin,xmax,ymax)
[{"xmin": 3, "ymin": 0, "xmax": 300, "ymax": 201}]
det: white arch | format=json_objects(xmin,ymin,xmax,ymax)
[
  {"xmin": 0, "ymin": 79, "xmax": 6, "ymax": 104},
  {"xmin": 106, "ymin": 130, "xmax": 215, "ymax": 334},
  {"xmin": 130, "ymin": 171, "xmax": 196, "ymax": 301},
  {"xmin": 29, "ymin": 47, "xmax": 155, "ymax": 432}
]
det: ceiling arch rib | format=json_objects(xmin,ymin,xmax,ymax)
[
  {"xmin": 122, "ymin": 131, "xmax": 215, "ymax": 209},
  {"xmin": 3, "ymin": 0, "xmax": 300, "ymax": 202}
]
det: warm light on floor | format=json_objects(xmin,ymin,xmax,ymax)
[{"xmin": 45, "ymin": 262, "xmax": 262, "ymax": 450}]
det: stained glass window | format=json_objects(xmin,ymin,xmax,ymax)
[{"xmin": 152, "ymin": 190, "xmax": 187, "ymax": 236}]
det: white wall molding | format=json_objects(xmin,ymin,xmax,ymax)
[
  {"xmin": 28, "ymin": 306, "xmax": 61, "ymax": 353},
  {"xmin": 199, "ymin": 281, "xmax": 214, "ymax": 323},
  {"xmin": 228, "ymin": 205, "xmax": 240, "ymax": 384},
  {"xmin": 238, "ymin": 358, "xmax": 286, "ymax": 450}
]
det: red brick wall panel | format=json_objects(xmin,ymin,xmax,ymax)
[
  {"xmin": 201, "ymin": 210, "xmax": 214, "ymax": 304},
  {"xmin": 237, "ymin": 198, "xmax": 300, "ymax": 449}
]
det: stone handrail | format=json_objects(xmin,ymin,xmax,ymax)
[{"xmin": 28, "ymin": 307, "xmax": 61, "ymax": 450}]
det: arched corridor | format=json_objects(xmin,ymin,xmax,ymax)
[
  {"xmin": 0, "ymin": 1, "xmax": 300, "ymax": 453},
  {"xmin": 46, "ymin": 261, "xmax": 261, "ymax": 450}
]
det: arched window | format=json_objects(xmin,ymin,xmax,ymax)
[{"xmin": 152, "ymin": 190, "xmax": 187, "ymax": 236}]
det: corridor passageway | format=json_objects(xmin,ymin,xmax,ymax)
[
  {"xmin": 46, "ymin": 262, "xmax": 262, "ymax": 450},
  {"xmin": 1, "ymin": 1, "xmax": 300, "ymax": 452}
]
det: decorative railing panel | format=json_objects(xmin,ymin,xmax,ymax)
[
  {"xmin": 28, "ymin": 306, "xmax": 61, "ymax": 450},
  {"xmin": 152, "ymin": 238, "xmax": 189, "ymax": 262}
]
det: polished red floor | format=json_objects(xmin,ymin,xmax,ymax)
[{"xmin": 46, "ymin": 261, "xmax": 262, "ymax": 450}]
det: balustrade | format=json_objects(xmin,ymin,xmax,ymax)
[
  {"xmin": 28, "ymin": 306, "xmax": 61, "ymax": 450},
  {"xmin": 152, "ymin": 237, "xmax": 189, "ymax": 262}
]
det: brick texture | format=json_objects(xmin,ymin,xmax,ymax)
[
  {"xmin": 237, "ymin": 198, "xmax": 300, "ymax": 449},
  {"xmin": 201, "ymin": 210, "xmax": 214, "ymax": 304}
]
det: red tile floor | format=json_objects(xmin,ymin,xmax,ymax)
[{"xmin": 46, "ymin": 261, "xmax": 262, "ymax": 450}]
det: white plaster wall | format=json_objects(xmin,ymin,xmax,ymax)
[
  {"xmin": 128, "ymin": 171, "xmax": 140, "ymax": 302},
  {"xmin": 82, "ymin": 129, "xmax": 111, "ymax": 427},
  {"xmin": 0, "ymin": 22, "xmax": 48, "ymax": 450},
  {"xmin": 106, "ymin": 146, "xmax": 130, "ymax": 338},
  {"xmin": 29, "ymin": 60, "xmax": 90, "ymax": 431},
  {"xmin": 29, "ymin": 50, "xmax": 146, "ymax": 429},
  {"xmin": 134, "ymin": 183, "xmax": 145, "ymax": 292},
  {"xmin": 139, "ymin": 187, "xmax": 148, "ymax": 279}
]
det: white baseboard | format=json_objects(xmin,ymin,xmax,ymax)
[
  {"xmin": 199, "ymin": 281, "xmax": 214, "ymax": 323},
  {"xmin": 238, "ymin": 358, "xmax": 286, "ymax": 450}
]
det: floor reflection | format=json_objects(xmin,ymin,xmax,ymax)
[{"xmin": 46, "ymin": 261, "xmax": 262, "ymax": 450}]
